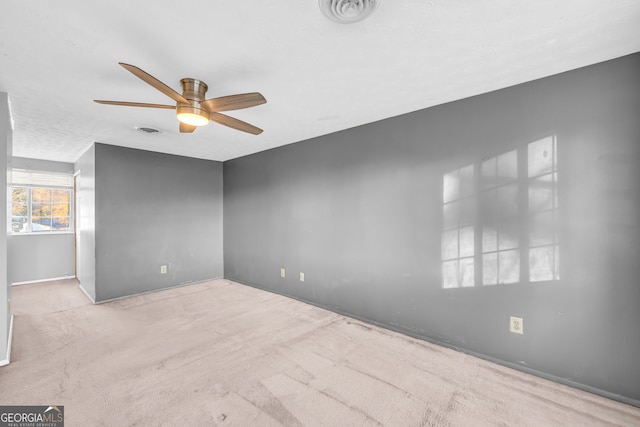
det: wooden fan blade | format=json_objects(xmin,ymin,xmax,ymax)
[
  {"xmin": 179, "ymin": 122, "xmax": 196, "ymax": 133},
  {"xmin": 201, "ymin": 92, "xmax": 266, "ymax": 112},
  {"xmin": 94, "ymin": 100, "xmax": 176, "ymax": 109},
  {"xmin": 209, "ymin": 112, "xmax": 263, "ymax": 135},
  {"xmin": 118, "ymin": 62, "xmax": 190, "ymax": 104}
]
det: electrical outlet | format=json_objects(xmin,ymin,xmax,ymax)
[
  {"xmin": 280, "ymin": 268, "xmax": 286, "ymax": 278},
  {"xmin": 299, "ymin": 272, "xmax": 305, "ymax": 282},
  {"xmin": 160, "ymin": 265, "xmax": 167, "ymax": 274},
  {"xmin": 509, "ymin": 316, "xmax": 524, "ymax": 334}
]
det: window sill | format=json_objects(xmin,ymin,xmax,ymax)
[{"xmin": 11, "ymin": 231, "xmax": 75, "ymax": 236}]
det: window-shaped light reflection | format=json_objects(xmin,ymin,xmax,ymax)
[
  {"xmin": 440, "ymin": 136, "xmax": 559, "ymax": 289},
  {"xmin": 528, "ymin": 136, "xmax": 559, "ymax": 281},
  {"xmin": 441, "ymin": 165, "xmax": 475, "ymax": 288},
  {"xmin": 481, "ymin": 149, "xmax": 520, "ymax": 285}
]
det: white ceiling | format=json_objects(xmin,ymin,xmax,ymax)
[{"xmin": 1, "ymin": 1, "xmax": 639, "ymax": 163}]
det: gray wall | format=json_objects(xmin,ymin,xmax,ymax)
[
  {"xmin": 11, "ymin": 157, "xmax": 74, "ymax": 174},
  {"xmin": 1, "ymin": 93, "xmax": 13, "ymax": 363},
  {"xmin": 93, "ymin": 144, "xmax": 223, "ymax": 302},
  {"xmin": 224, "ymin": 53, "xmax": 640, "ymax": 404},
  {"xmin": 8, "ymin": 157, "xmax": 76, "ymax": 284},
  {"xmin": 8, "ymin": 234, "xmax": 75, "ymax": 284},
  {"xmin": 75, "ymin": 144, "xmax": 96, "ymax": 300}
]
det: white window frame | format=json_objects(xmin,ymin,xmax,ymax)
[{"xmin": 11, "ymin": 169, "xmax": 75, "ymax": 235}]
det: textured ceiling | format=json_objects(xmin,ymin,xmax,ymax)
[{"xmin": 1, "ymin": 1, "xmax": 639, "ymax": 163}]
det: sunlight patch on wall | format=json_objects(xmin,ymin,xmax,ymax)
[
  {"xmin": 441, "ymin": 136, "xmax": 559, "ymax": 289},
  {"xmin": 441, "ymin": 165, "xmax": 475, "ymax": 288},
  {"xmin": 481, "ymin": 149, "xmax": 520, "ymax": 285},
  {"xmin": 528, "ymin": 136, "xmax": 559, "ymax": 281}
]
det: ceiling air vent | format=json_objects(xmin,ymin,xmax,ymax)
[
  {"xmin": 319, "ymin": 0, "xmax": 380, "ymax": 24},
  {"xmin": 136, "ymin": 126, "xmax": 160, "ymax": 134}
]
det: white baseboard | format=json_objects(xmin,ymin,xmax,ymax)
[
  {"xmin": 0, "ymin": 315, "xmax": 14, "ymax": 367},
  {"xmin": 12, "ymin": 276, "xmax": 77, "ymax": 286}
]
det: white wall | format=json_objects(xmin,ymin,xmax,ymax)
[
  {"xmin": 75, "ymin": 144, "xmax": 96, "ymax": 301},
  {"xmin": 1, "ymin": 92, "xmax": 13, "ymax": 364}
]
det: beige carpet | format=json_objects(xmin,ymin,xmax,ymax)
[{"xmin": 1, "ymin": 279, "xmax": 639, "ymax": 426}]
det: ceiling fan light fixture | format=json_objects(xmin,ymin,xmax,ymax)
[
  {"xmin": 176, "ymin": 105, "xmax": 209, "ymax": 127},
  {"xmin": 177, "ymin": 113, "xmax": 209, "ymax": 127}
]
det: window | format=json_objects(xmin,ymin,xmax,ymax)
[
  {"xmin": 440, "ymin": 136, "xmax": 559, "ymax": 288},
  {"xmin": 11, "ymin": 169, "xmax": 74, "ymax": 233}
]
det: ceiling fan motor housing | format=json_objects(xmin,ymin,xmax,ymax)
[
  {"xmin": 177, "ymin": 78, "xmax": 210, "ymax": 124},
  {"xmin": 180, "ymin": 78, "xmax": 208, "ymax": 101}
]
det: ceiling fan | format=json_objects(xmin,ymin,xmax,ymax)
[{"xmin": 94, "ymin": 62, "xmax": 266, "ymax": 135}]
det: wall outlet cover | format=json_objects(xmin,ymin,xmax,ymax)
[
  {"xmin": 160, "ymin": 265, "xmax": 167, "ymax": 274},
  {"xmin": 280, "ymin": 268, "xmax": 286, "ymax": 278},
  {"xmin": 300, "ymin": 272, "xmax": 305, "ymax": 282},
  {"xmin": 510, "ymin": 316, "xmax": 524, "ymax": 334}
]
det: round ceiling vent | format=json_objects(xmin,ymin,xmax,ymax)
[
  {"xmin": 136, "ymin": 126, "xmax": 160, "ymax": 134},
  {"xmin": 319, "ymin": 0, "xmax": 381, "ymax": 24}
]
